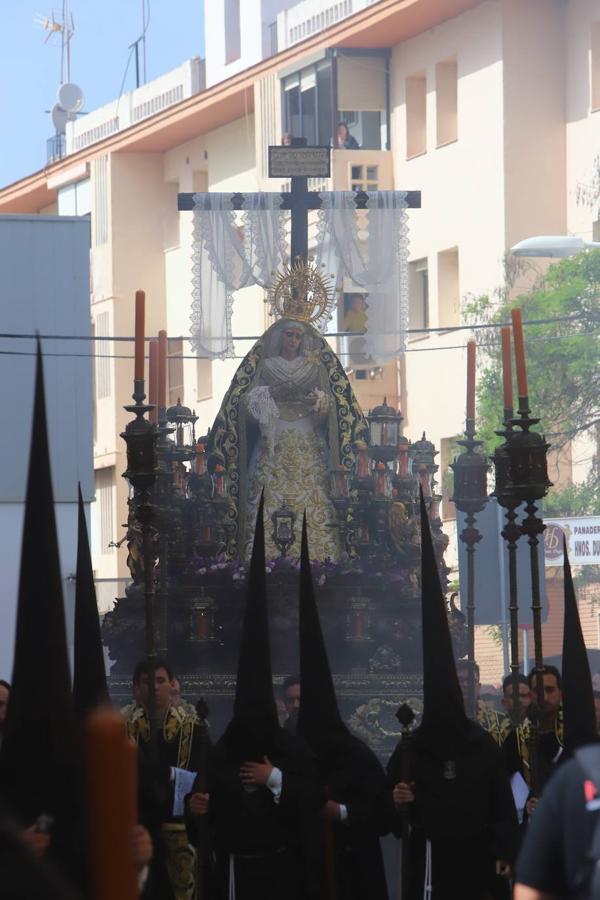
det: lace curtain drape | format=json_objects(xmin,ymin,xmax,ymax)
[{"xmin": 190, "ymin": 190, "xmax": 409, "ymax": 360}]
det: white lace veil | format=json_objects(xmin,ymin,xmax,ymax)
[{"xmin": 260, "ymin": 319, "xmax": 320, "ymax": 360}]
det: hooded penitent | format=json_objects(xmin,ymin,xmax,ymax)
[
  {"xmin": 416, "ymin": 489, "xmax": 469, "ymax": 753},
  {"xmin": 296, "ymin": 515, "xmax": 390, "ymax": 900},
  {"xmin": 562, "ymin": 539, "xmax": 597, "ymax": 753},
  {"xmin": 296, "ymin": 513, "xmax": 348, "ymax": 758},
  {"xmin": 0, "ymin": 344, "xmax": 84, "ymax": 892},
  {"xmin": 0, "ymin": 343, "xmax": 79, "ymax": 818},
  {"xmin": 72, "ymin": 484, "xmax": 109, "ymax": 722},
  {"xmin": 222, "ymin": 493, "xmax": 280, "ymax": 759}
]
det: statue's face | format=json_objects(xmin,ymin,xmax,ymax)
[{"xmin": 281, "ymin": 326, "xmax": 303, "ymax": 357}]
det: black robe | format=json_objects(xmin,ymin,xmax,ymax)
[
  {"xmin": 317, "ymin": 736, "xmax": 388, "ymax": 900},
  {"xmin": 502, "ymin": 720, "xmax": 563, "ymax": 795},
  {"xmin": 199, "ymin": 728, "xmax": 322, "ymax": 900},
  {"xmin": 124, "ymin": 704, "xmax": 209, "ymax": 900},
  {"xmin": 0, "ymin": 803, "xmax": 82, "ymax": 900},
  {"xmin": 386, "ymin": 722, "xmax": 519, "ymax": 900}
]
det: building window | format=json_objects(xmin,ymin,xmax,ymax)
[
  {"xmin": 57, "ymin": 178, "xmax": 91, "ymax": 216},
  {"xmin": 337, "ymin": 53, "xmax": 387, "ymax": 150},
  {"xmin": 224, "ymin": 0, "xmax": 241, "ymax": 64},
  {"xmin": 436, "ymin": 60, "xmax": 458, "ymax": 146},
  {"xmin": 95, "ymin": 311, "xmax": 111, "ymax": 399},
  {"xmin": 406, "ymin": 73, "xmax": 427, "ymax": 158},
  {"xmin": 437, "ymin": 247, "xmax": 460, "ymax": 328},
  {"xmin": 168, "ymin": 338, "xmax": 184, "ymax": 407},
  {"xmin": 96, "ymin": 467, "xmax": 115, "ymax": 554},
  {"xmin": 350, "ymin": 164, "xmax": 379, "ymax": 191},
  {"xmin": 409, "ymin": 258, "xmax": 429, "ymax": 335},
  {"xmin": 281, "ymin": 51, "xmax": 390, "ymax": 150},
  {"xmin": 592, "ymin": 22, "xmax": 600, "ymax": 111},
  {"xmin": 283, "ymin": 62, "xmax": 332, "ymax": 145},
  {"xmin": 196, "ymin": 358, "xmax": 213, "ymax": 402}
]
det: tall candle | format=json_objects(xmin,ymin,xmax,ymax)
[
  {"xmin": 466, "ymin": 340, "xmax": 476, "ymax": 421},
  {"xmin": 158, "ymin": 330, "xmax": 168, "ymax": 410},
  {"xmin": 357, "ymin": 443, "xmax": 369, "ymax": 478},
  {"xmin": 501, "ymin": 326, "xmax": 513, "ymax": 411},
  {"xmin": 511, "ymin": 308, "xmax": 528, "ymax": 397},
  {"xmin": 85, "ymin": 708, "xmax": 138, "ymax": 900},
  {"xmin": 376, "ymin": 462, "xmax": 386, "ymax": 496},
  {"xmin": 134, "ymin": 290, "xmax": 145, "ymax": 382},
  {"xmin": 398, "ymin": 447, "xmax": 407, "ymax": 477},
  {"xmin": 195, "ymin": 443, "xmax": 206, "ymax": 475},
  {"xmin": 198, "ymin": 609, "xmax": 208, "ymax": 640},
  {"xmin": 148, "ymin": 339, "xmax": 158, "ymax": 423}
]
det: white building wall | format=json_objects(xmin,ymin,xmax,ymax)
[
  {"xmin": 0, "ymin": 215, "xmax": 93, "ymax": 679},
  {"xmin": 204, "ymin": 0, "xmax": 288, "ymax": 87},
  {"xmin": 565, "ymin": 0, "xmax": 600, "ymax": 241},
  {"xmin": 391, "ymin": 1, "xmax": 506, "ymax": 459},
  {"xmin": 66, "ymin": 59, "xmax": 205, "ymax": 154}
]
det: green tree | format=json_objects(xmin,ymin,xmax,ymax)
[{"xmin": 465, "ymin": 250, "xmax": 600, "ymax": 515}]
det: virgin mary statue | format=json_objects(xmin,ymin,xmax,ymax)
[{"xmin": 207, "ymin": 263, "xmax": 369, "ymax": 561}]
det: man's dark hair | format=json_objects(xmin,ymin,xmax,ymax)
[
  {"xmin": 528, "ymin": 665, "xmax": 562, "ymax": 690},
  {"xmin": 0, "ymin": 681, "xmax": 10, "ymax": 692},
  {"xmin": 502, "ymin": 673, "xmax": 530, "ymax": 694},
  {"xmin": 282, "ymin": 674, "xmax": 300, "ymax": 696},
  {"xmin": 455, "ymin": 659, "xmax": 480, "ymax": 680},
  {"xmin": 132, "ymin": 657, "xmax": 173, "ymax": 685}
]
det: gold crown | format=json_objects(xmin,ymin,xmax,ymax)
[{"xmin": 267, "ymin": 257, "xmax": 336, "ymax": 326}]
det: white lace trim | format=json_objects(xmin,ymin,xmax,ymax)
[
  {"xmin": 247, "ymin": 385, "xmax": 279, "ymax": 457},
  {"xmin": 190, "ymin": 190, "xmax": 410, "ymax": 360}
]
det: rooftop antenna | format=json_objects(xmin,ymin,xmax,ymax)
[
  {"xmin": 35, "ymin": 1, "xmax": 75, "ymax": 83},
  {"xmin": 128, "ymin": 0, "xmax": 150, "ymax": 88},
  {"xmin": 35, "ymin": 1, "xmax": 85, "ymax": 160}
]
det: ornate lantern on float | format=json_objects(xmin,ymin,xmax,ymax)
[
  {"xmin": 211, "ymin": 464, "xmax": 229, "ymax": 499},
  {"xmin": 166, "ymin": 398, "xmax": 198, "ymax": 448},
  {"xmin": 345, "ymin": 591, "xmax": 373, "ymax": 642},
  {"xmin": 189, "ymin": 588, "xmax": 215, "ymax": 642},
  {"xmin": 393, "ymin": 435, "xmax": 418, "ymax": 505},
  {"xmin": 374, "ymin": 462, "xmax": 393, "ymax": 499},
  {"xmin": 330, "ymin": 464, "xmax": 353, "ymax": 501},
  {"xmin": 271, "ymin": 499, "xmax": 297, "ymax": 557},
  {"xmin": 411, "ymin": 432, "xmax": 438, "ymax": 499},
  {"xmin": 367, "ymin": 398, "xmax": 403, "ymax": 464}
]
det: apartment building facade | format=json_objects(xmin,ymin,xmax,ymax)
[{"xmin": 1, "ymin": 0, "xmax": 599, "ymax": 639}]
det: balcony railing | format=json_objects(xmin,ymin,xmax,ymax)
[
  {"xmin": 47, "ymin": 133, "xmax": 66, "ymax": 164},
  {"xmin": 277, "ymin": 0, "xmax": 381, "ymax": 50}
]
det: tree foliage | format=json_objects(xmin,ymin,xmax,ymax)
[{"xmin": 465, "ymin": 250, "xmax": 600, "ymax": 515}]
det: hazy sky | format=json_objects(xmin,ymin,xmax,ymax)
[{"xmin": 0, "ymin": 1, "xmax": 205, "ymax": 187}]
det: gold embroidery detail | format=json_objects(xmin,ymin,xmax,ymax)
[{"xmin": 122, "ymin": 703, "xmax": 198, "ymax": 769}]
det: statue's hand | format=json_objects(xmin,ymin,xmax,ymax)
[{"xmin": 307, "ymin": 389, "xmax": 329, "ymax": 414}]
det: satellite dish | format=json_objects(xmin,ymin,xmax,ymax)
[
  {"xmin": 57, "ymin": 82, "xmax": 84, "ymax": 113},
  {"xmin": 51, "ymin": 103, "xmax": 69, "ymax": 133}
]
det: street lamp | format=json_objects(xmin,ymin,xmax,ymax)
[{"xmin": 510, "ymin": 235, "xmax": 600, "ymax": 258}]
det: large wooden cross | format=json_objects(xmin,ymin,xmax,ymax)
[{"xmin": 177, "ymin": 138, "xmax": 420, "ymax": 264}]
